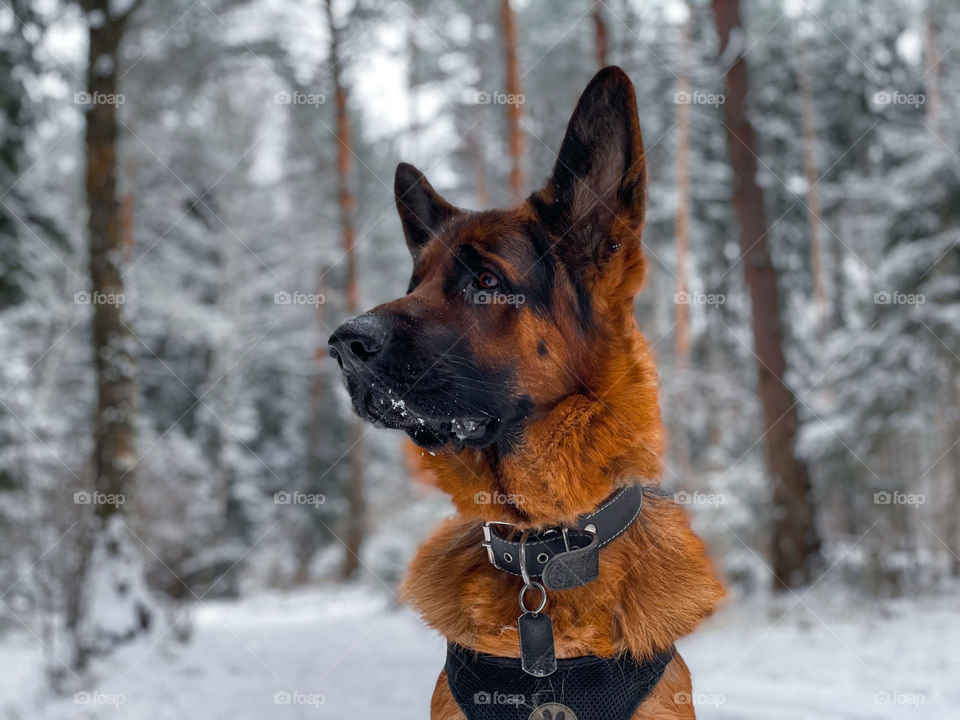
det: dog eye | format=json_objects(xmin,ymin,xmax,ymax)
[{"xmin": 476, "ymin": 271, "xmax": 500, "ymax": 290}]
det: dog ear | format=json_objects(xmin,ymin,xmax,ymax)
[
  {"xmin": 395, "ymin": 163, "xmax": 460, "ymax": 258},
  {"xmin": 532, "ymin": 66, "xmax": 646, "ymax": 291}
]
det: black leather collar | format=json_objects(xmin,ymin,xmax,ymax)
[{"xmin": 481, "ymin": 484, "xmax": 644, "ymax": 591}]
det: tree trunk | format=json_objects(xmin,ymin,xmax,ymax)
[
  {"xmin": 796, "ymin": 31, "xmax": 827, "ymax": 337},
  {"xmin": 325, "ymin": 0, "xmax": 367, "ymax": 580},
  {"xmin": 406, "ymin": 21, "xmax": 421, "ymax": 159},
  {"xmin": 500, "ymin": 0, "xmax": 525, "ymax": 203},
  {"xmin": 468, "ymin": 123, "xmax": 490, "ymax": 207},
  {"xmin": 70, "ymin": 0, "xmax": 152, "ymax": 671},
  {"xmin": 711, "ymin": 0, "xmax": 821, "ymax": 590},
  {"xmin": 591, "ymin": 0, "xmax": 608, "ymax": 68},
  {"xmin": 673, "ymin": 8, "xmax": 692, "ymax": 477},
  {"xmin": 85, "ymin": 4, "xmax": 137, "ymax": 522}
]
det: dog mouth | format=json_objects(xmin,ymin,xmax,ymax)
[{"xmin": 357, "ymin": 387, "xmax": 496, "ymax": 450}]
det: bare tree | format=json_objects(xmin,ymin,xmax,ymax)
[
  {"xmin": 325, "ymin": 0, "xmax": 367, "ymax": 580},
  {"xmin": 712, "ymin": 0, "xmax": 821, "ymax": 590},
  {"xmin": 467, "ymin": 124, "xmax": 491, "ymax": 207},
  {"xmin": 673, "ymin": 6, "xmax": 692, "ymax": 476},
  {"xmin": 84, "ymin": 0, "xmax": 138, "ymax": 525},
  {"xmin": 70, "ymin": 0, "xmax": 152, "ymax": 670},
  {"xmin": 501, "ymin": 0, "xmax": 525, "ymax": 203},
  {"xmin": 591, "ymin": 0, "xmax": 609, "ymax": 68}
]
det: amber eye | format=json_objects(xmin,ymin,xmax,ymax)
[{"xmin": 476, "ymin": 271, "xmax": 500, "ymax": 290}]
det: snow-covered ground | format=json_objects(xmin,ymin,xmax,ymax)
[{"xmin": 1, "ymin": 586, "xmax": 957, "ymax": 719}]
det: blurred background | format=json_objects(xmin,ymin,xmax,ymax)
[{"xmin": 1, "ymin": 0, "xmax": 958, "ymax": 717}]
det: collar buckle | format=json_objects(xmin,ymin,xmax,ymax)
[
  {"xmin": 479, "ymin": 485, "xmax": 645, "ymax": 585},
  {"xmin": 481, "ymin": 521, "xmax": 514, "ymax": 566}
]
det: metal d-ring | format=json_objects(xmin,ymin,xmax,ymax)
[
  {"xmin": 518, "ymin": 529, "xmax": 548, "ymax": 615},
  {"xmin": 519, "ymin": 529, "xmax": 533, "ymax": 586},
  {"xmin": 519, "ymin": 580, "xmax": 548, "ymax": 615}
]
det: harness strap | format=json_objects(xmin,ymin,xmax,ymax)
[
  {"xmin": 482, "ymin": 484, "xmax": 644, "ymax": 590},
  {"xmin": 446, "ymin": 642, "xmax": 675, "ymax": 720}
]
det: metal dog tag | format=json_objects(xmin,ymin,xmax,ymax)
[{"xmin": 518, "ymin": 611, "xmax": 556, "ymax": 677}]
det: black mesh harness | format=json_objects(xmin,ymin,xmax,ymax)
[
  {"xmin": 445, "ymin": 485, "xmax": 672, "ymax": 720},
  {"xmin": 446, "ymin": 643, "xmax": 676, "ymax": 720}
]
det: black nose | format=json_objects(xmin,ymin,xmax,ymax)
[{"xmin": 328, "ymin": 314, "xmax": 387, "ymax": 368}]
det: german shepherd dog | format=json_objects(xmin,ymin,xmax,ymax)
[{"xmin": 330, "ymin": 67, "xmax": 724, "ymax": 719}]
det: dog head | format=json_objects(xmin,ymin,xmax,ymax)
[{"xmin": 329, "ymin": 67, "xmax": 648, "ymax": 455}]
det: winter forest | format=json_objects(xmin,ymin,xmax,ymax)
[{"xmin": 1, "ymin": 0, "xmax": 958, "ymax": 717}]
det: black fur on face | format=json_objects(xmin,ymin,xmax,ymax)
[
  {"xmin": 328, "ymin": 298, "xmax": 533, "ymax": 452},
  {"xmin": 329, "ymin": 206, "xmax": 546, "ymax": 452}
]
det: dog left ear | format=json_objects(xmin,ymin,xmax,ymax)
[
  {"xmin": 395, "ymin": 163, "xmax": 461, "ymax": 259},
  {"xmin": 532, "ymin": 66, "xmax": 646, "ymax": 293}
]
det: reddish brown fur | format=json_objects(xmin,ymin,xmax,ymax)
[
  {"xmin": 387, "ymin": 68, "xmax": 725, "ymax": 718},
  {"xmin": 398, "ymin": 202, "xmax": 725, "ymax": 718}
]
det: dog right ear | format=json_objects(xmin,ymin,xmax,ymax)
[{"xmin": 395, "ymin": 163, "xmax": 460, "ymax": 258}]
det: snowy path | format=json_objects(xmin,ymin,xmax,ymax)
[{"xmin": 1, "ymin": 587, "xmax": 957, "ymax": 719}]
